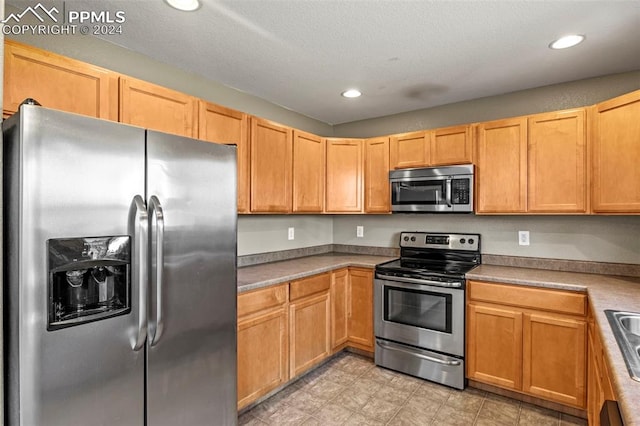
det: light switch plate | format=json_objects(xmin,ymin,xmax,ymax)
[
  {"xmin": 356, "ymin": 226, "xmax": 364, "ymax": 238},
  {"xmin": 288, "ymin": 227, "xmax": 295, "ymax": 240},
  {"xmin": 518, "ymin": 231, "xmax": 530, "ymax": 246}
]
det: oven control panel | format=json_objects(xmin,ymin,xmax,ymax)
[{"xmin": 399, "ymin": 232, "xmax": 480, "ymax": 251}]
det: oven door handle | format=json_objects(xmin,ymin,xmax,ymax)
[
  {"xmin": 376, "ymin": 273, "xmax": 463, "ymax": 288},
  {"xmin": 376, "ymin": 340, "xmax": 462, "ymax": 366}
]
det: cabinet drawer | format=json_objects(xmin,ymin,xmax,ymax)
[
  {"xmin": 468, "ymin": 280, "xmax": 586, "ymax": 316},
  {"xmin": 290, "ymin": 273, "xmax": 331, "ymax": 301},
  {"xmin": 238, "ymin": 284, "xmax": 288, "ymax": 318}
]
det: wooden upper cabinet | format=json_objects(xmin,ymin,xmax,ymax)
[
  {"xmin": 198, "ymin": 101, "xmax": 250, "ymax": 213},
  {"xmin": 364, "ymin": 137, "xmax": 391, "ymax": 213},
  {"xmin": 390, "ymin": 131, "xmax": 430, "ymax": 169},
  {"xmin": 325, "ymin": 139, "xmax": 364, "ymax": 213},
  {"xmin": 250, "ymin": 118, "xmax": 293, "ymax": 213},
  {"xmin": 119, "ymin": 77, "xmax": 197, "ymax": 138},
  {"xmin": 528, "ymin": 109, "xmax": 587, "ymax": 213},
  {"xmin": 592, "ymin": 90, "xmax": 640, "ymax": 213},
  {"xmin": 431, "ymin": 125, "xmax": 473, "ymax": 166},
  {"xmin": 476, "ymin": 118, "xmax": 528, "ymax": 213},
  {"xmin": 292, "ymin": 131, "xmax": 325, "ymax": 213},
  {"xmin": 4, "ymin": 40, "xmax": 117, "ymax": 120}
]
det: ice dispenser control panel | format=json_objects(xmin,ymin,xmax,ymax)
[{"xmin": 47, "ymin": 236, "xmax": 131, "ymax": 330}]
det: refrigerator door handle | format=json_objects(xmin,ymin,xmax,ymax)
[
  {"xmin": 131, "ymin": 195, "xmax": 149, "ymax": 351},
  {"xmin": 148, "ymin": 196, "xmax": 165, "ymax": 346}
]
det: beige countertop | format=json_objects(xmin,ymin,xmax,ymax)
[
  {"xmin": 238, "ymin": 256, "xmax": 640, "ymax": 424},
  {"xmin": 237, "ymin": 253, "xmax": 395, "ymax": 293},
  {"xmin": 467, "ymin": 264, "xmax": 640, "ymax": 426}
]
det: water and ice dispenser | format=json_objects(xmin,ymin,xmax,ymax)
[{"xmin": 47, "ymin": 236, "xmax": 131, "ymax": 330}]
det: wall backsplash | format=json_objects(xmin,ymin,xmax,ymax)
[
  {"xmin": 238, "ymin": 215, "xmax": 333, "ymax": 256},
  {"xmin": 333, "ymin": 215, "xmax": 640, "ymax": 265},
  {"xmin": 237, "ymin": 214, "xmax": 640, "ymax": 265}
]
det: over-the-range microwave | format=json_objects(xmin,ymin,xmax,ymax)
[{"xmin": 389, "ymin": 164, "xmax": 474, "ymax": 213}]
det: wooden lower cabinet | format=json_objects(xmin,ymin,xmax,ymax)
[
  {"xmin": 587, "ymin": 312, "xmax": 617, "ymax": 425},
  {"xmin": 522, "ymin": 313, "xmax": 586, "ymax": 407},
  {"xmin": 347, "ymin": 268, "xmax": 374, "ymax": 352},
  {"xmin": 289, "ymin": 273, "xmax": 331, "ymax": 378},
  {"xmin": 467, "ymin": 280, "xmax": 587, "ymax": 409},
  {"xmin": 237, "ymin": 284, "xmax": 289, "ymax": 410},
  {"xmin": 467, "ymin": 303, "xmax": 523, "ymax": 390},
  {"xmin": 331, "ymin": 268, "xmax": 349, "ymax": 350}
]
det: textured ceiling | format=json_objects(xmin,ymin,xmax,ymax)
[{"xmin": 7, "ymin": 0, "xmax": 640, "ymax": 124}]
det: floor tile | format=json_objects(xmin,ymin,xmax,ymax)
[
  {"xmin": 240, "ymin": 353, "xmax": 570, "ymax": 426},
  {"xmin": 284, "ymin": 389, "xmax": 326, "ymax": 415},
  {"xmin": 360, "ymin": 396, "xmax": 402, "ymax": 423},
  {"xmin": 263, "ymin": 404, "xmax": 309, "ymax": 425},
  {"xmin": 431, "ymin": 404, "xmax": 479, "ymax": 425},
  {"xmin": 387, "ymin": 404, "xmax": 439, "ymax": 426},
  {"xmin": 560, "ymin": 413, "xmax": 588, "ymax": 425},
  {"xmin": 518, "ymin": 403, "xmax": 561, "ymax": 426},
  {"xmin": 312, "ymin": 401, "xmax": 355, "ymax": 425}
]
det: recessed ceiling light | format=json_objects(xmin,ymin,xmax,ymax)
[
  {"xmin": 164, "ymin": 0, "xmax": 201, "ymax": 12},
  {"xmin": 549, "ymin": 34, "xmax": 585, "ymax": 49},
  {"xmin": 342, "ymin": 89, "xmax": 362, "ymax": 98}
]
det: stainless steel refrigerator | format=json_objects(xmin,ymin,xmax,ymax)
[{"xmin": 2, "ymin": 104, "xmax": 238, "ymax": 425}]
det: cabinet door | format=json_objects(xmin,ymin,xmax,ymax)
[
  {"xmin": 528, "ymin": 109, "xmax": 587, "ymax": 213},
  {"xmin": 476, "ymin": 118, "xmax": 527, "ymax": 213},
  {"xmin": 325, "ymin": 139, "xmax": 364, "ymax": 213},
  {"xmin": 522, "ymin": 313, "xmax": 586, "ymax": 408},
  {"xmin": 120, "ymin": 77, "xmax": 197, "ymax": 138},
  {"xmin": 365, "ymin": 137, "xmax": 391, "ymax": 213},
  {"xmin": 198, "ymin": 101, "xmax": 250, "ymax": 213},
  {"xmin": 250, "ymin": 118, "xmax": 293, "ymax": 212},
  {"xmin": 430, "ymin": 125, "xmax": 473, "ymax": 166},
  {"xmin": 237, "ymin": 307, "xmax": 289, "ymax": 410},
  {"xmin": 592, "ymin": 90, "xmax": 640, "ymax": 213},
  {"xmin": 293, "ymin": 131, "xmax": 325, "ymax": 212},
  {"xmin": 4, "ymin": 40, "xmax": 117, "ymax": 120},
  {"xmin": 467, "ymin": 303, "xmax": 523, "ymax": 390},
  {"xmin": 289, "ymin": 292, "xmax": 331, "ymax": 378},
  {"xmin": 348, "ymin": 268, "xmax": 374, "ymax": 352},
  {"xmin": 331, "ymin": 268, "xmax": 349, "ymax": 351},
  {"xmin": 390, "ymin": 131, "xmax": 430, "ymax": 169}
]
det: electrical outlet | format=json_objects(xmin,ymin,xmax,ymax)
[
  {"xmin": 518, "ymin": 231, "xmax": 530, "ymax": 246},
  {"xmin": 288, "ymin": 227, "xmax": 295, "ymax": 240},
  {"xmin": 356, "ymin": 226, "xmax": 364, "ymax": 238}
]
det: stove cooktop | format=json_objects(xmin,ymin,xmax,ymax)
[{"xmin": 375, "ymin": 232, "xmax": 481, "ymax": 281}]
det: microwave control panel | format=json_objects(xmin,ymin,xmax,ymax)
[{"xmin": 451, "ymin": 179, "xmax": 470, "ymax": 204}]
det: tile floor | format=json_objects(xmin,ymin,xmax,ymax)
[{"xmin": 239, "ymin": 352, "xmax": 587, "ymax": 426}]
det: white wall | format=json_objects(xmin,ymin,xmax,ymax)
[
  {"xmin": 332, "ymin": 215, "xmax": 640, "ymax": 264},
  {"xmin": 238, "ymin": 215, "xmax": 333, "ymax": 256}
]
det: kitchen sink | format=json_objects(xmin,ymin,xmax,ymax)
[
  {"xmin": 620, "ymin": 316, "xmax": 640, "ymax": 337},
  {"xmin": 605, "ymin": 310, "xmax": 640, "ymax": 382}
]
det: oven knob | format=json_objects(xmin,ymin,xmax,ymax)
[
  {"xmin": 410, "ymin": 236, "xmax": 416, "ymax": 242},
  {"xmin": 468, "ymin": 238, "xmax": 474, "ymax": 245},
  {"xmin": 404, "ymin": 236, "xmax": 409, "ymax": 242},
  {"xmin": 460, "ymin": 238, "xmax": 466, "ymax": 244}
]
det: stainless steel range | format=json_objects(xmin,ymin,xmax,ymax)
[{"xmin": 374, "ymin": 232, "xmax": 481, "ymax": 390}]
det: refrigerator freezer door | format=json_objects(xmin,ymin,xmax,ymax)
[
  {"xmin": 146, "ymin": 131, "xmax": 237, "ymax": 425},
  {"xmin": 3, "ymin": 106, "xmax": 146, "ymax": 426}
]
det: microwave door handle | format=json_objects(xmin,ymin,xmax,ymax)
[{"xmin": 445, "ymin": 180, "xmax": 452, "ymax": 207}]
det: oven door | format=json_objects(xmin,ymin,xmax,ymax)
[{"xmin": 374, "ymin": 275, "xmax": 464, "ymax": 356}]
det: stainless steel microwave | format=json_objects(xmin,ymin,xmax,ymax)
[{"xmin": 389, "ymin": 164, "xmax": 474, "ymax": 213}]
